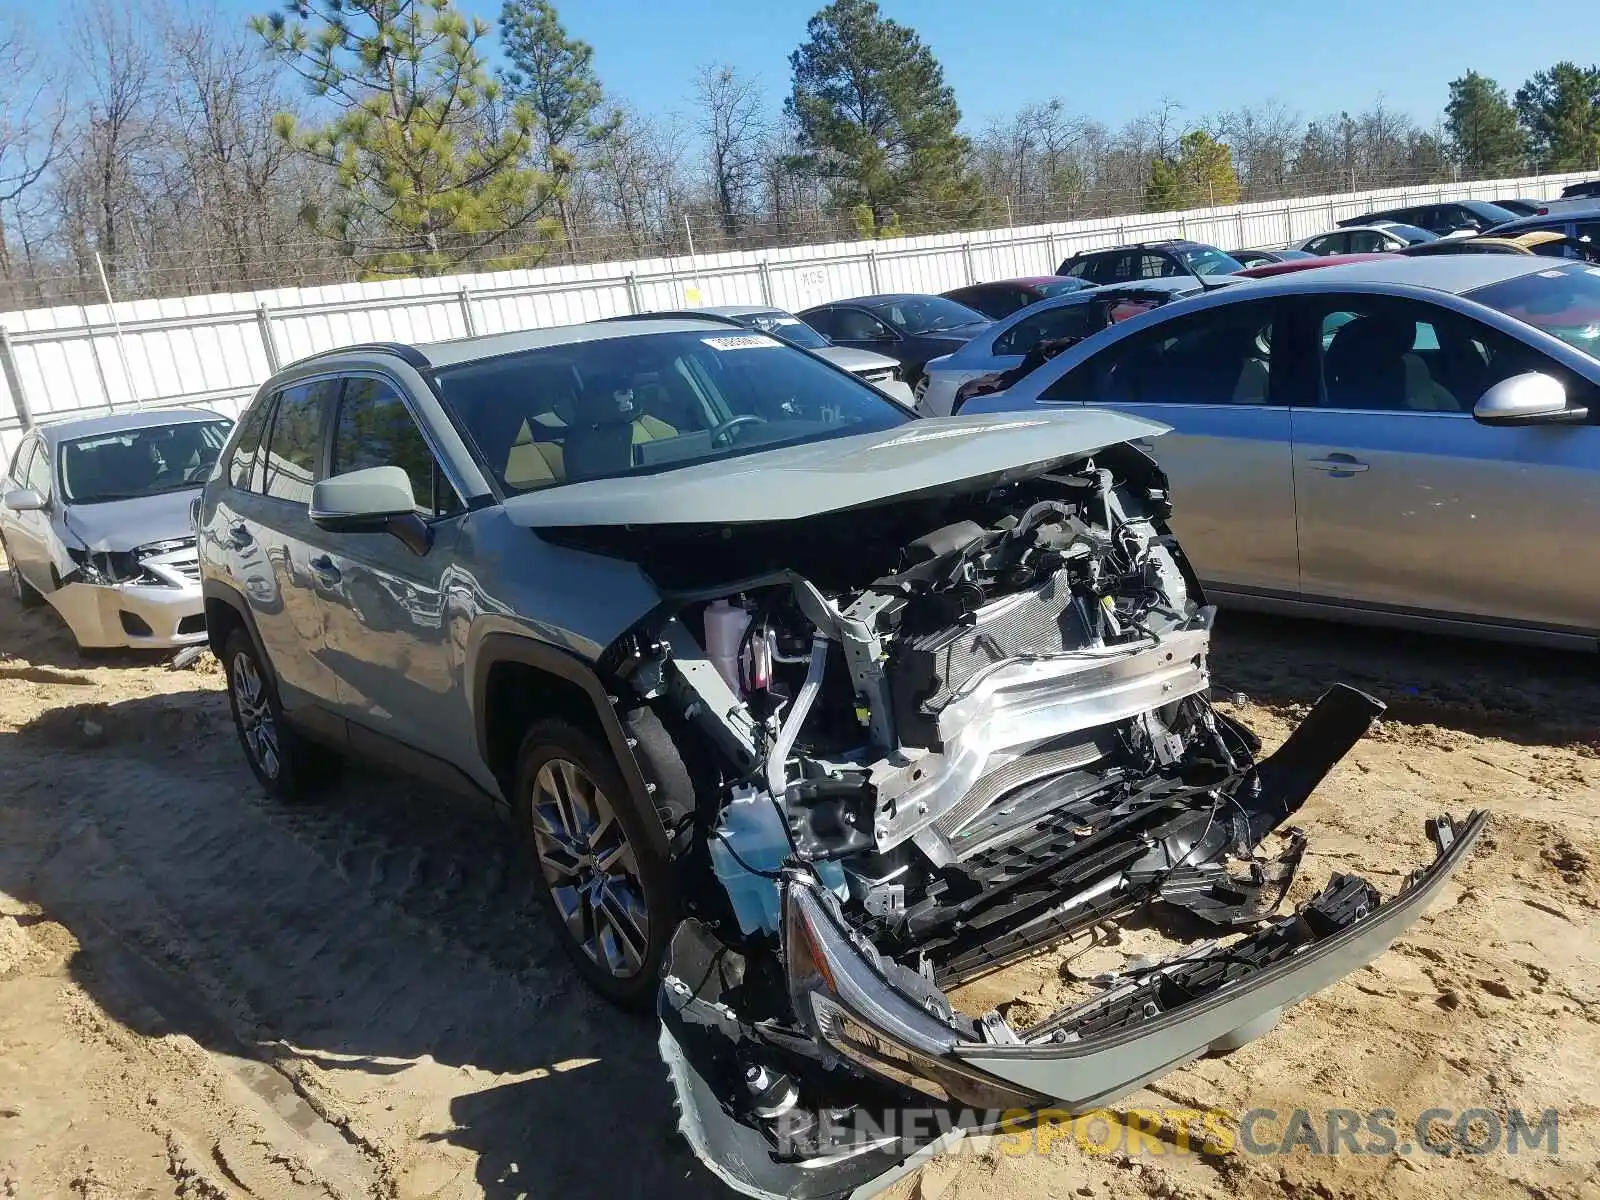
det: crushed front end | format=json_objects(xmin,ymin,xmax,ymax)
[{"xmin": 555, "ymin": 438, "xmax": 1485, "ymax": 1200}]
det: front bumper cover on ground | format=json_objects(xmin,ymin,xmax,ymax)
[{"xmin": 661, "ymin": 803, "xmax": 1486, "ymax": 1200}]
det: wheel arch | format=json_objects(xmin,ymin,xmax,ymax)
[
  {"xmin": 202, "ymin": 579, "xmax": 274, "ymax": 687},
  {"xmin": 472, "ymin": 632, "xmax": 672, "ymax": 858}
]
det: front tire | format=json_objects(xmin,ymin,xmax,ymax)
[
  {"xmin": 223, "ymin": 627, "xmax": 338, "ymax": 800},
  {"xmin": 514, "ymin": 718, "xmax": 683, "ymax": 1009},
  {"xmin": 2, "ymin": 540, "xmax": 44, "ymax": 609}
]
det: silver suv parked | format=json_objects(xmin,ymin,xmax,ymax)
[{"xmin": 197, "ymin": 318, "xmax": 1482, "ymax": 1200}]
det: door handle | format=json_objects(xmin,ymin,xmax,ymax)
[
  {"xmin": 1306, "ymin": 454, "xmax": 1369, "ymax": 474},
  {"xmin": 309, "ymin": 554, "xmax": 342, "ymax": 587}
]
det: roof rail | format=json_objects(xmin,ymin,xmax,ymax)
[
  {"xmin": 595, "ymin": 310, "xmax": 752, "ymax": 329},
  {"xmin": 287, "ymin": 341, "xmax": 432, "ymax": 371}
]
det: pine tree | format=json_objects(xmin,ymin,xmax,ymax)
[
  {"xmin": 1176, "ymin": 130, "xmax": 1240, "ymax": 207},
  {"xmin": 786, "ymin": 0, "xmax": 979, "ymax": 236},
  {"xmin": 1445, "ymin": 71, "xmax": 1525, "ymax": 175},
  {"xmin": 1143, "ymin": 157, "xmax": 1182, "ymax": 211},
  {"xmin": 497, "ymin": 0, "xmax": 617, "ymax": 252},
  {"xmin": 1515, "ymin": 63, "xmax": 1600, "ymax": 171},
  {"xmin": 255, "ymin": 0, "xmax": 557, "ymax": 276}
]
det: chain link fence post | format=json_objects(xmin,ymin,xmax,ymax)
[{"xmin": 458, "ymin": 288, "xmax": 478, "ymax": 337}]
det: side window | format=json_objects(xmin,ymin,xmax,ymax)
[
  {"xmin": 804, "ymin": 309, "xmax": 838, "ymax": 339},
  {"xmin": 331, "ymin": 378, "xmax": 462, "ymax": 519},
  {"xmin": 1575, "ymin": 222, "xmax": 1600, "ymax": 249},
  {"xmin": 1315, "ymin": 298, "xmax": 1489, "ymax": 413},
  {"xmin": 994, "ymin": 305, "xmax": 1098, "ymax": 357},
  {"xmin": 1041, "ymin": 301, "xmax": 1276, "ymax": 406},
  {"xmin": 261, "ymin": 379, "xmax": 338, "ymax": 503},
  {"xmin": 228, "ymin": 397, "xmax": 274, "ymax": 492},
  {"xmin": 833, "ymin": 309, "xmax": 893, "ymax": 340},
  {"xmin": 1102, "ymin": 252, "xmax": 1137, "ymax": 283},
  {"xmin": 1306, "ymin": 234, "xmax": 1341, "ymax": 256},
  {"xmin": 25, "ymin": 443, "xmax": 51, "ymax": 496},
  {"xmin": 1347, "ymin": 230, "xmax": 1385, "ymax": 253},
  {"xmin": 1063, "ymin": 258, "xmax": 1091, "ymax": 279}
]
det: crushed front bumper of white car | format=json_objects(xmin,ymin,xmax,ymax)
[{"xmin": 51, "ymin": 543, "xmax": 207, "ymax": 650}]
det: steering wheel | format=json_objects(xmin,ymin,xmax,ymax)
[{"xmin": 709, "ymin": 414, "xmax": 767, "ymax": 446}]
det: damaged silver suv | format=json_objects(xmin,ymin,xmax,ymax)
[{"xmin": 196, "ymin": 318, "xmax": 1484, "ymax": 1200}]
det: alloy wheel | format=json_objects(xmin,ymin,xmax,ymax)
[
  {"xmin": 230, "ymin": 650, "xmax": 281, "ymax": 781},
  {"xmin": 528, "ymin": 757, "xmax": 650, "ymax": 979}
]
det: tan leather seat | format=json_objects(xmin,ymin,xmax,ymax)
[{"xmin": 504, "ymin": 413, "xmax": 679, "ymax": 489}]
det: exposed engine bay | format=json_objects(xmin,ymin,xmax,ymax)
[{"xmin": 562, "ymin": 443, "xmax": 1485, "ymax": 1200}]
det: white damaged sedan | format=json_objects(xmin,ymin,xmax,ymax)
[{"xmin": 1, "ymin": 408, "xmax": 231, "ymax": 649}]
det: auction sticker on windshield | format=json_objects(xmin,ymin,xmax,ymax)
[{"xmin": 702, "ymin": 334, "xmax": 781, "ymax": 350}]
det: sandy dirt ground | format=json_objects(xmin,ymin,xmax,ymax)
[{"xmin": 1, "ymin": 562, "xmax": 1597, "ymax": 1200}]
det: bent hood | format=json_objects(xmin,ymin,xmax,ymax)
[
  {"xmin": 814, "ymin": 345, "xmax": 901, "ymax": 375},
  {"xmin": 60, "ymin": 488, "xmax": 200, "ymax": 550},
  {"xmin": 501, "ymin": 409, "xmax": 1169, "ymax": 529}
]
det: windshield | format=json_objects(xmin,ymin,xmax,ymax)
[
  {"xmin": 1466, "ymin": 201, "xmax": 1519, "ymax": 225},
  {"xmin": 1467, "ymin": 263, "xmax": 1600, "ymax": 360},
  {"xmin": 59, "ymin": 420, "xmax": 232, "ymax": 504},
  {"xmin": 739, "ymin": 311, "xmax": 831, "ymax": 350},
  {"xmin": 1378, "ymin": 223, "xmax": 1438, "ymax": 244},
  {"xmin": 435, "ymin": 330, "xmax": 913, "ymax": 495},
  {"xmin": 867, "ymin": 295, "xmax": 987, "ymax": 335},
  {"xmin": 1175, "ymin": 245, "xmax": 1246, "ymax": 276}
]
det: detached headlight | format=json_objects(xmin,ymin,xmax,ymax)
[{"xmin": 783, "ymin": 875, "xmax": 1048, "ymax": 1111}]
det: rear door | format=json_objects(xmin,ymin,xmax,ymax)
[
  {"xmin": 1290, "ymin": 293, "xmax": 1600, "ymax": 633},
  {"xmin": 226, "ymin": 377, "xmax": 345, "ymax": 716},
  {"xmin": 315, "ymin": 375, "xmax": 473, "ymax": 774},
  {"xmin": 1038, "ymin": 297, "xmax": 1300, "ymax": 595}
]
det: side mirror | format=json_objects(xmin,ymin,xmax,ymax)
[
  {"xmin": 309, "ymin": 466, "xmax": 432, "ymax": 554},
  {"xmin": 1473, "ymin": 372, "xmax": 1588, "ymax": 426},
  {"xmin": 3, "ymin": 487, "xmax": 45, "ymax": 512}
]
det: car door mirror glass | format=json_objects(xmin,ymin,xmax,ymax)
[
  {"xmin": 1472, "ymin": 372, "xmax": 1585, "ymax": 425},
  {"xmin": 309, "ymin": 466, "xmax": 429, "ymax": 552},
  {"xmin": 3, "ymin": 487, "xmax": 45, "ymax": 512}
]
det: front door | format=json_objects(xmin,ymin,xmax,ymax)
[
  {"xmin": 1291, "ymin": 294, "xmax": 1600, "ymax": 633},
  {"xmin": 3, "ymin": 439, "xmax": 54, "ymax": 591},
  {"xmin": 314, "ymin": 376, "xmax": 472, "ymax": 773},
  {"xmin": 1038, "ymin": 297, "xmax": 1300, "ymax": 596}
]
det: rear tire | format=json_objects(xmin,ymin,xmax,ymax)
[
  {"xmin": 514, "ymin": 715, "xmax": 688, "ymax": 1010},
  {"xmin": 222, "ymin": 627, "xmax": 339, "ymax": 801},
  {"xmin": 2, "ymin": 540, "xmax": 45, "ymax": 609}
]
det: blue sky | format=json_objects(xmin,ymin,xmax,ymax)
[{"xmin": 24, "ymin": 0, "xmax": 1580, "ymax": 131}]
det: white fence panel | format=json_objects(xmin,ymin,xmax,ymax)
[{"xmin": 0, "ymin": 168, "xmax": 1590, "ymax": 464}]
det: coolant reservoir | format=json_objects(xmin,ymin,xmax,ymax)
[{"xmin": 703, "ymin": 598, "xmax": 751, "ymax": 694}]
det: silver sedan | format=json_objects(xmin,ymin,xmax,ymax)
[
  {"xmin": 961, "ymin": 255, "xmax": 1600, "ymax": 648},
  {"xmin": 1, "ymin": 408, "xmax": 231, "ymax": 649}
]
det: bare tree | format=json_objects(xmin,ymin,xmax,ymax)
[
  {"xmin": 0, "ymin": 17, "xmax": 63, "ymax": 293},
  {"xmin": 693, "ymin": 64, "xmax": 766, "ymax": 240},
  {"xmin": 160, "ymin": 8, "xmax": 323, "ymax": 287},
  {"xmin": 55, "ymin": 0, "xmax": 162, "ymax": 288}
]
